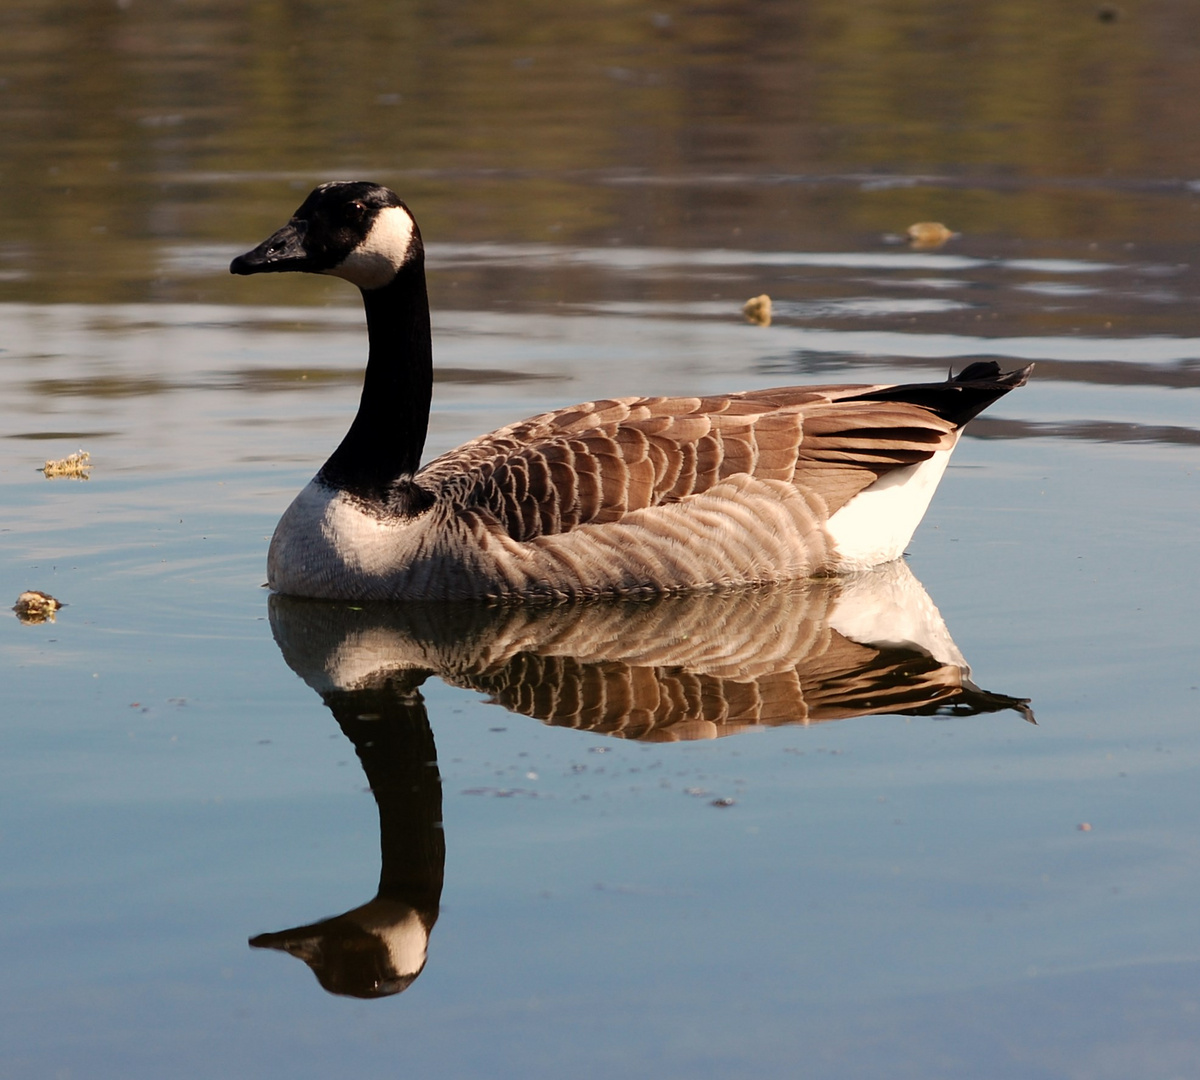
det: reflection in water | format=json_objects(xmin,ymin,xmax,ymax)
[
  {"xmin": 254, "ymin": 561, "xmax": 1029, "ymax": 998},
  {"xmin": 248, "ymin": 680, "xmax": 444, "ymax": 999}
]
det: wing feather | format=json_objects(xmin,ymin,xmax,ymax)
[{"xmin": 416, "ymin": 388, "xmax": 960, "ymax": 544}]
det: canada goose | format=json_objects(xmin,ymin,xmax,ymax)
[{"xmin": 232, "ymin": 182, "xmax": 1031, "ymax": 602}]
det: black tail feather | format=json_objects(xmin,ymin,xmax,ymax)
[{"xmin": 848, "ymin": 361, "xmax": 1033, "ymax": 428}]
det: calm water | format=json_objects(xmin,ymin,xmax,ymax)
[{"xmin": 3, "ymin": 3, "xmax": 1200, "ymax": 1078}]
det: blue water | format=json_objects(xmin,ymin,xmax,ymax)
[{"xmin": 4, "ymin": 256, "xmax": 1199, "ymax": 1076}]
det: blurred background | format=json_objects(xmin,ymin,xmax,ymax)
[{"xmin": 5, "ymin": 0, "xmax": 1200, "ymax": 304}]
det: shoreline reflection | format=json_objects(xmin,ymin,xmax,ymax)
[{"xmin": 253, "ymin": 561, "xmax": 1031, "ymax": 997}]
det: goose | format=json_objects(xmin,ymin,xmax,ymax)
[{"xmin": 231, "ymin": 182, "xmax": 1031, "ymax": 602}]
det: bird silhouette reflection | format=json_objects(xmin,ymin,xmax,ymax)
[{"xmin": 252, "ymin": 562, "xmax": 1031, "ymax": 997}]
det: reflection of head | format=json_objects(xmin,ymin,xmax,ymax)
[
  {"xmin": 250, "ymin": 899, "xmax": 433, "ymax": 999},
  {"xmin": 250, "ymin": 675, "xmax": 444, "ymax": 999}
]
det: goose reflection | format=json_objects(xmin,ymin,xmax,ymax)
[
  {"xmin": 247, "ymin": 675, "xmax": 443, "ymax": 998},
  {"xmin": 252, "ymin": 561, "xmax": 1031, "ymax": 997}
]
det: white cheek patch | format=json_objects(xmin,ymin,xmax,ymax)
[
  {"xmin": 326, "ymin": 206, "xmax": 416, "ymax": 289},
  {"xmin": 377, "ymin": 910, "xmax": 430, "ymax": 977}
]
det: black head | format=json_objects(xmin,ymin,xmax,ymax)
[{"xmin": 230, "ymin": 182, "xmax": 422, "ymax": 289}]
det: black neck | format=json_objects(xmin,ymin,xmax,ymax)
[{"xmin": 318, "ymin": 259, "xmax": 433, "ymax": 502}]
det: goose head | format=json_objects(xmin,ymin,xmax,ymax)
[{"xmin": 230, "ymin": 181, "xmax": 422, "ymax": 290}]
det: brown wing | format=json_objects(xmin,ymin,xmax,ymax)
[{"xmin": 415, "ymin": 389, "xmax": 956, "ymax": 543}]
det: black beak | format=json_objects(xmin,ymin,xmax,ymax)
[{"xmin": 230, "ymin": 219, "xmax": 310, "ymax": 275}]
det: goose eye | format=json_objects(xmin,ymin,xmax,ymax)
[{"xmin": 348, "ymin": 200, "xmax": 367, "ymax": 221}]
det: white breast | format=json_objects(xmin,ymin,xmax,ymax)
[{"xmin": 267, "ymin": 479, "xmax": 416, "ymax": 598}]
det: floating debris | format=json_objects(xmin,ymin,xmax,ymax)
[
  {"xmin": 40, "ymin": 450, "xmax": 92, "ymax": 480},
  {"xmin": 710, "ymin": 797, "xmax": 736, "ymax": 808},
  {"xmin": 742, "ymin": 294, "xmax": 772, "ymax": 326},
  {"xmin": 1096, "ymin": 4, "xmax": 1121, "ymax": 21},
  {"xmin": 1077, "ymin": 822, "xmax": 1093, "ymax": 832},
  {"xmin": 13, "ymin": 590, "xmax": 63, "ymax": 624},
  {"xmin": 906, "ymin": 222, "xmax": 957, "ymax": 249}
]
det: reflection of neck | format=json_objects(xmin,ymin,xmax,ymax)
[
  {"xmin": 318, "ymin": 260, "xmax": 434, "ymax": 500},
  {"xmin": 322, "ymin": 681, "xmax": 444, "ymax": 916}
]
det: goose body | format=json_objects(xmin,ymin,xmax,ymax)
[{"xmin": 232, "ymin": 182, "xmax": 1030, "ymax": 602}]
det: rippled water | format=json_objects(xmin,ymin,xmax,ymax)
[{"xmin": 4, "ymin": 4, "xmax": 1200, "ymax": 1078}]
